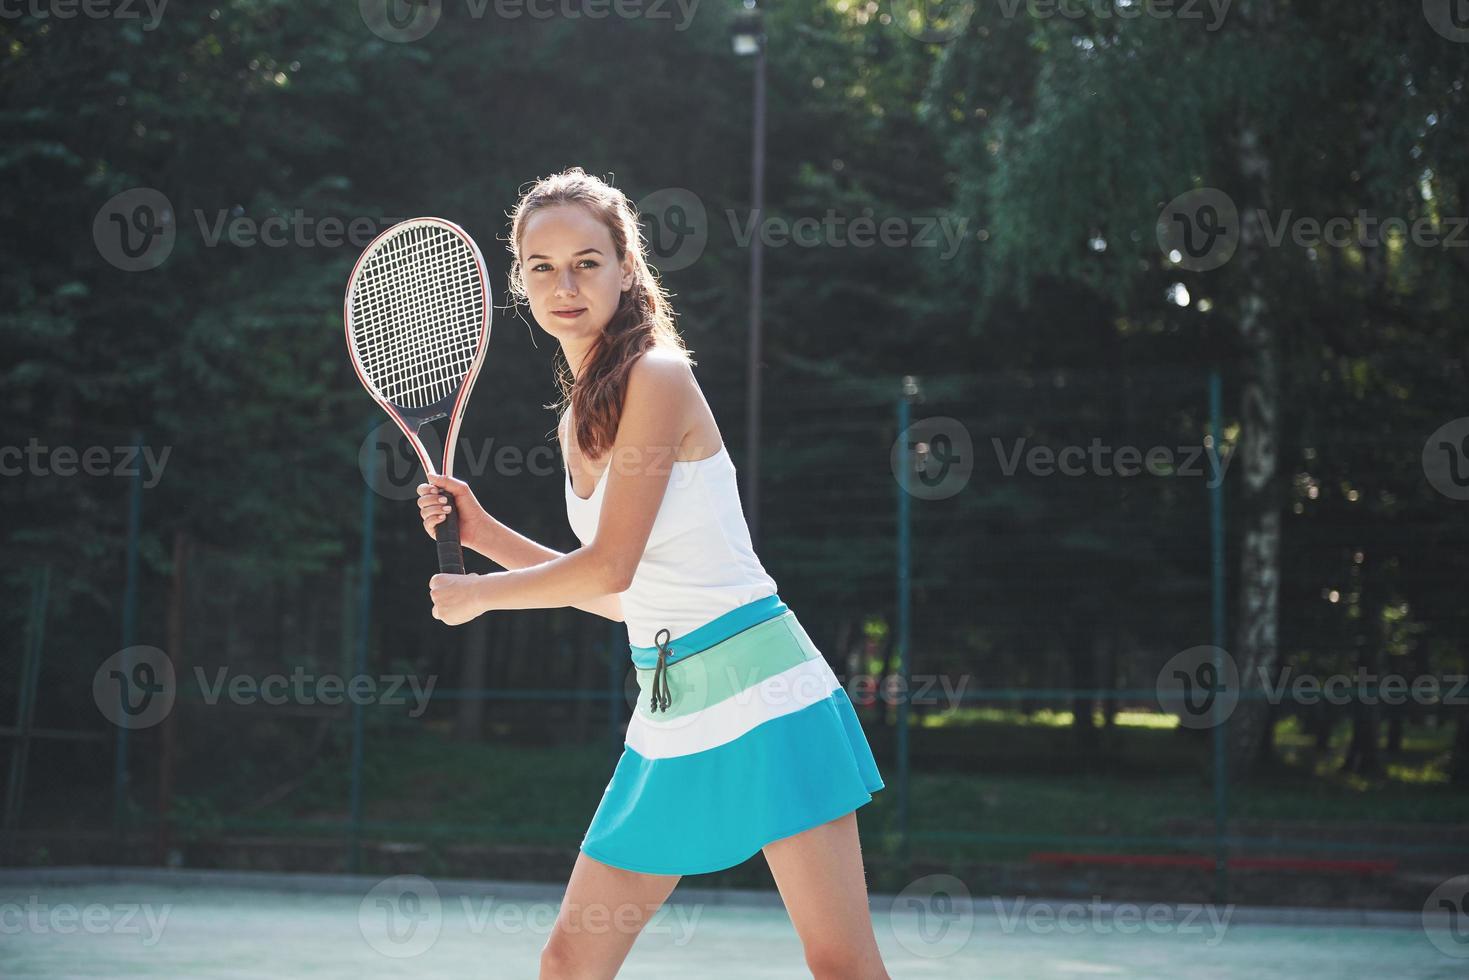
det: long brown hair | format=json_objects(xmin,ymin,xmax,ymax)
[{"xmin": 506, "ymin": 167, "xmax": 693, "ymax": 461}]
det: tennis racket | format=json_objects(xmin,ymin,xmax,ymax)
[{"xmin": 344, "ymin": 217, "xmax": 491, "ymax": 575}]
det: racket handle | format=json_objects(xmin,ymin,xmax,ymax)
[{"xmin": 435, "ymin": 501, "xmax": 466, "ymax": 575}]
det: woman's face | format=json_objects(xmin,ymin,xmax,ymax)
[{"xmin": 518, "ymin": 203, "xmax": 634, "ymax": 341}]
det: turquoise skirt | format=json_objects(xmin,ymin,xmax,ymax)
[{"xmin": 579, "ymin": 594, "xmax": 885, "ymax": 876}]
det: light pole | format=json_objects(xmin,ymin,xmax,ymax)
[{"xmin": 731, "ymin": 0, "xmax": 766, "ymax": 546}]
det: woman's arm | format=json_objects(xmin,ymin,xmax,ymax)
[
  {"xmin": 428, "ymin": 351, "xmax": 691, "ymax": 626},
  {"xmin": 468, "ymin": 520, "xmax": 624, "ymax": 622}
]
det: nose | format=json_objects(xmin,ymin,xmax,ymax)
[{"xmin": 554, "ymin": 268, "xmax": 577, "ymax": 297}]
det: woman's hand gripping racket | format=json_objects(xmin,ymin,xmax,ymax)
[{"xmin": 344, "ymin": 217, "xmax": 491, "ymax": 574}]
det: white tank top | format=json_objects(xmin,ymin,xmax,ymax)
[{"xmin": 565, "ymin": 442, "xmax": 779, "ymax": 648}]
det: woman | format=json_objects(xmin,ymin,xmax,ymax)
[{"xmin": 416, "ymin": 167, "xmax": 889, "ymax": 980}]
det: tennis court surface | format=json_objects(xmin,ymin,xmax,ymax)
[{"xmin": 0, "ymin": 869, "xmax": 1461, "ymax": 978}]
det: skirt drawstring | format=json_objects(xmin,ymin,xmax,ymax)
[{"xmin": 649, "ymin": 627, "xmax": 673, "ymax": 714}]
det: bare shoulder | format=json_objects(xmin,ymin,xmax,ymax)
[
  {"xmin": 627, "ymin": 347, "xmax": 697, "ymax": 399},
  {"xmin": 621, "ymin": 348, "xmax": 700, "ymax": 452}
]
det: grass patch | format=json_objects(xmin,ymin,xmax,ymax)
[{"xmin": 146, "ymin": 710, "xmax": 1466, "ymax": 867}]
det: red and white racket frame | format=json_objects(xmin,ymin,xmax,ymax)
[{"xmin": 343, "ymin": 217, "xmax": 492, "ymax": 574}]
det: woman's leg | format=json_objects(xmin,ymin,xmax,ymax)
[
  {"xmin": 762, "ymin": 810, "xmax": 891, "ymax": 980},
  {"xmin": 538, "ymin": 851, "xmax": 682, "ymax": 980}
]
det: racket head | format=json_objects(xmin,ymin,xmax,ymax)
[{"xmin": 344, "ymin": 216, "xmax": 491, "ymax": 480}]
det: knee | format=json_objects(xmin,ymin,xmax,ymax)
[
  {"xmin": 803, "ymin": 942, "xmax": 886, "ymax": 980},
  {"xmin": 537, "ymin": 937, "xmax": 580, "ymax": 980}
]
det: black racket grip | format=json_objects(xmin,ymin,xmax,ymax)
[{"xmin": 435, "ymin": 498, "xmax": 466, "ymax": 575}]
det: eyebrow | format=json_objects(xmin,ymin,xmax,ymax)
[{"xmin": 526, "ymin": 247, "xmax": 605, "ymax": 260}]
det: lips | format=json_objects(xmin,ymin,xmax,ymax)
[{"xmin": 552, "ymin": 308, "xmax": 586, "ymax": 318}]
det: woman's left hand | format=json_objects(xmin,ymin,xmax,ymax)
[{"xmin": 429, "ymin": 572, "xmax": 491, "ymax": 626}]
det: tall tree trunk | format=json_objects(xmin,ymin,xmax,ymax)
[
  {"xmin": 1067, "ymin": 618, "xmax": 1098, "ymax": 744},
  {"xmin": 1385, "ymin": 712, "xmax": 1403, "ymax": 755},
  {"xmin": 1344, "ymin": 562, "xmax": 1387, "ymax": 777},
  {"xmin": 1256, "ymin": 698, "xmax": 1276, "ymax": 767},
  {"xmin": 1228, "ymin": 116, "xmax": 1285, "ymax": 782},
  {"xmin": 1452, "ymin": 706, "xmax": 1469, "ymax": 787},
  {"xmin": 835, "ymin": 616, "xmax": 854, "ymax": 677},
  {"xmin": 1311, "ymin": 701, "xmax": 1334, "ymax": 752},
  {"xmin": 1101, "ymin": 623, "xmax": 1119, "ymax": 731}
]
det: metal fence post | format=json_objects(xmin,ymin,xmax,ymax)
[
  {"xmin": 1208, "ymin": 367, "xmax": 1229, "ymax": 904},
  {"xmin": 3, "ymin": 565, "xmax": 50, "ymax": 860},
  {"xmin": 114, "ymin": 429, "xmax": 144, "ymax": 847},
  {"xmin": 348, "ymin": 422, "xmax": 377, "ymax": 874},
  {"xmin": 896, "ymin": 377, "xmax": 917, "ymax": 863}
]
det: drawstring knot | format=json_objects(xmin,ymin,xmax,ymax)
[{"xmin": 649, "ymin": 627, "xmax": 673, "ymax": 714}]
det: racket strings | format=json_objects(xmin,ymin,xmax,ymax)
[{"xmin": 350, "ymin": 224, "xmax": 485, "ymax": 409}]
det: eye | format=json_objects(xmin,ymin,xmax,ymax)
[
  {"xmin": 577, "ymin": 259, "xmax": 600, "ymax": 269},
  {"xmin": 530, "ymin": 262, "xmax": 551, "ymax": 273}
]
